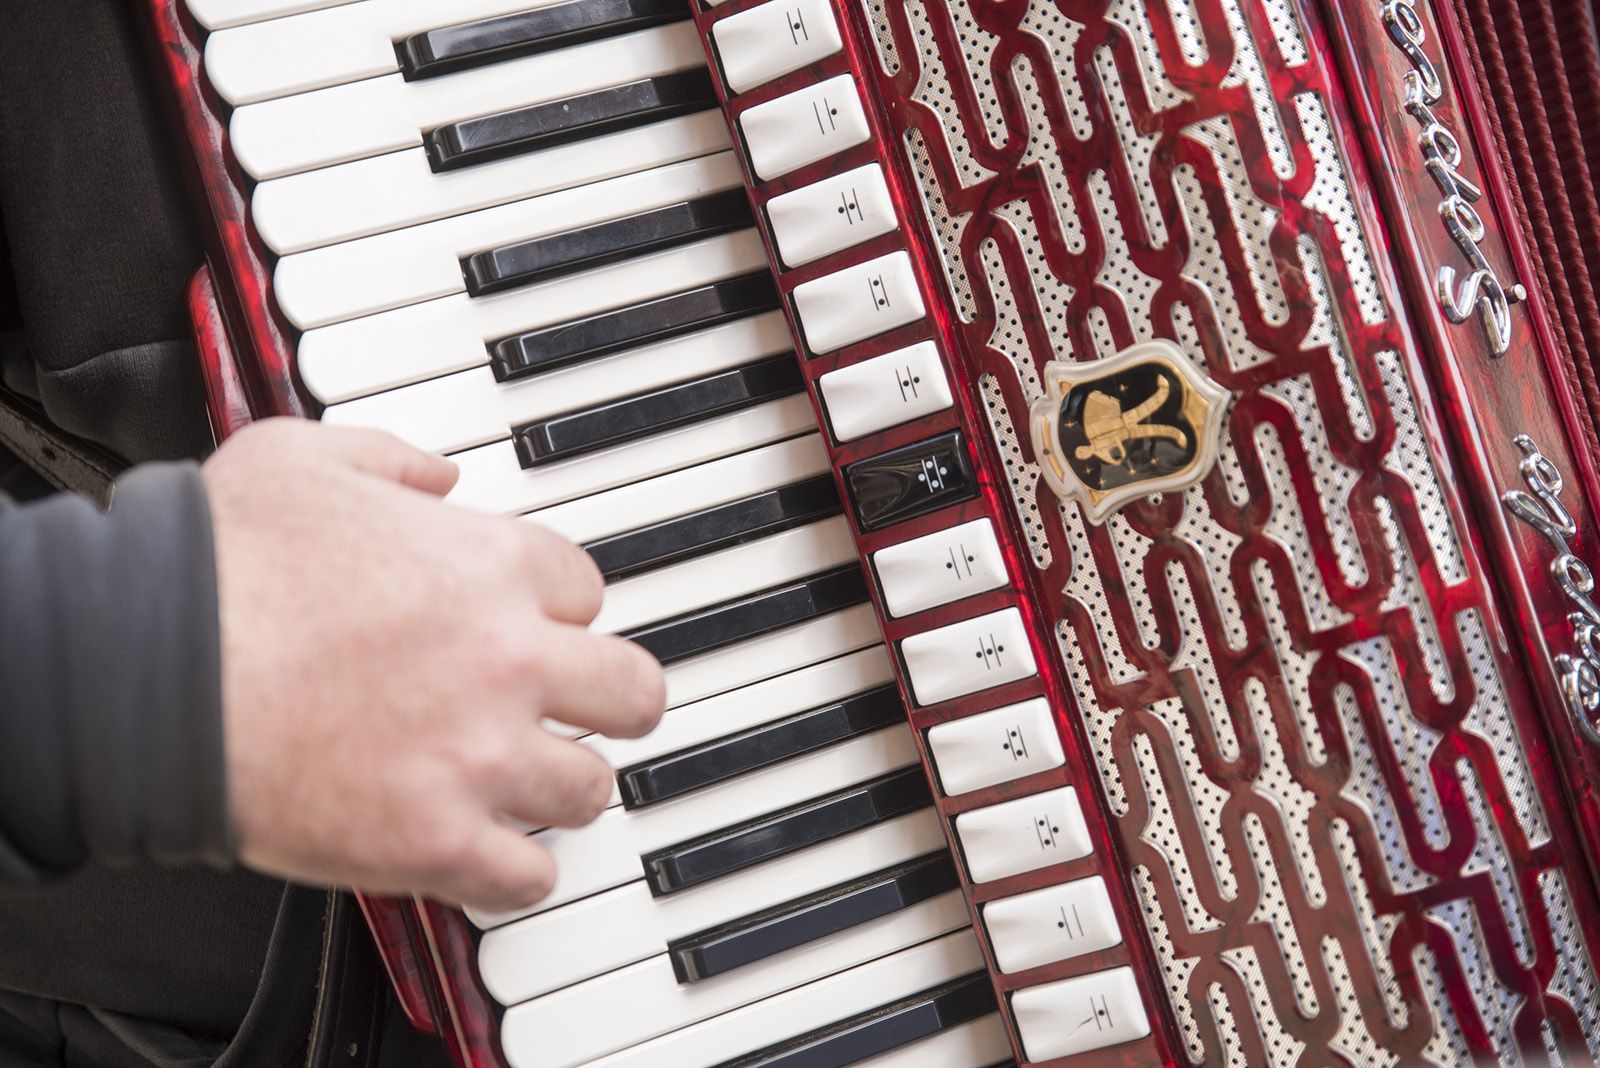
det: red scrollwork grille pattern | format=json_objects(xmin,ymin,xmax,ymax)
[{"xmin": 859, "ymin": 0, "xmax": 1600, "ymax": 1061}]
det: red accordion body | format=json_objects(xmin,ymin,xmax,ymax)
[{"xmin": 143, "ymin": 0, "xmax": 1600, "ymax": 1063}]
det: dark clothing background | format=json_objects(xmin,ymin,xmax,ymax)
[
  {"xmin": 0, "ymin": 2, "xmax": 446, "ymax": 1065},
  {"xmin": 0, "ymin": 0, "xmax": 211, "ymax": 464}
]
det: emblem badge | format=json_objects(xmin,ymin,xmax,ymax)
[{"xmin": 1029, "ymin": 339, "xmax": 1229, "ymax": 522}]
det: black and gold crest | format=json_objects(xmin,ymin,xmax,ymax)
[{"xmin": 1029, "ymin": 340, "xmax": 1228, "ymax": 522}]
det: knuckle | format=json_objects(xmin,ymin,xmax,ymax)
[
  {"xmin": 487, "ymin": 522, "xmax": 539, "ymax": 575},
  {"xmin": 480, "ymin": 627, "xmax": 543, "ymax": 690},
  {"xmin": 444, "ymin": 721, "xmax": 519, "ymax": 785},
  {"xmin": 409, "ymin": 826, "xmax": 475, "ymax": 886}
]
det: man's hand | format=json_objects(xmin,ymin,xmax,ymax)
[{"xmin": 204, "ymin": 419, "xmax": 665, "ymax": 913}]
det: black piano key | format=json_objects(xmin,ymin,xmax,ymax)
[
  {"xmin": 514, "ymin": 354, "xmax": 804, "ymax": 468},
  {"xmin": 643, "ymin": 767, "xmax": 933, "ymax": 896},
  {"xmin": 426, "ymin": 69, "xmax": 717, "ymax": 171},
  {"xmin": 464, "ymin": 190, "xmax": 754, "ymax": 297},
  {"xmin": 670, "ymin": 854, "xmax": 959, "ymax": 984},
  {"xmin": 617, "ymin": 684, "xmax": 903, "ymax": 809},
  {"xmin": 491, "ymin": 272, "xmax": 782, "ymax": 383},
  {"xmin": 398, "ymin": 0, "xmax": 688, "ymax": 81},
  {"xmin": 712, "ymin": 972, "xmax": 996, "ymax": 1067},
  {"xmin": 625, "ymin": 566, "xmax": 869, "ymax": 665},
  {"xmin": 844, "ymin": 431, "xmax": 978, "ymax": 533},
  {"xmin": 587, "ymin": 475, "xmax": 841, "ymax": 581}
]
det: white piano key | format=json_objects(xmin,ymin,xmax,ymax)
[
  {"xmin": 584, "ymin": 930, "xmax": 986, "ymax": 1068},
  {"xmin": 528, "ymin": 434, "xmax": 830, "ymax": 545},
  {"xmin": 320, "ymin": 312, "xmax": 791, "ymax": 453},
  {"xmin": 298, "ymin": 229, "xmax": 767, "ymax": 404},
  {"xmin": 499, "ymin": 888, "xmax": 970, "ymax": 1068},
  {"xmin": 662, "ymin": 603, "xmax": 882, "ymax": 710},
  {"xmin": 583, "ymin": 645, "xmax": 895, "ymax": 783},
  {"xmin": 252, "ymin": 110, "xmax": 731, "ymax": 255},
  {"xmin": 204, "ymin": 0, "xmax": 585, "ymax": 105},
  {"xmin": 445, "ymin": 395, "xmax": 817, "ymax": 516},
  {"xmin": 186, "ymin": 0, "xmax": 360, "ymax": 32},
  {"xmin": 495, "ymin": 723, "xmax": 919, "ymax": 921},
  {"xmin": 478, "ymin": 807, "xmax": 948, "ymax": 1000},
  {"xmin": 273, "ymin": 153, "xmax": 742, "ymax": 330},
  {"xmin": 591, "ymin": 516, "xmax": 857, "ymax": 634},
  {"xmin": 853, "ymin": 1013, "xmax": 1012, "ymax": 1067},
  {"xmin": 232, "ymin": 24, "xmax": 706, "ymax": 180}
]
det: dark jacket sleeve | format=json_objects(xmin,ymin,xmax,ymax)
[{"xmin": 0, "ymin": 463, "xmax": 229, "ymax": 882}]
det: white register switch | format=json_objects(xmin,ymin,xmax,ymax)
[
  {"xmin": 1010, "ymin": 966, "xmax": 1151, "ymax": 1060},
  {"xmin": 899, "ymin": 607, "xmax": 1035, "ymax": 706},
  {"xmin": 713, "ymin": 0, "xmax": 843, "ymax": 94},
  {"xmin": 925, "ymin": 696, "xmax": 1061, "ymax": 794},
  {"xmin": 982, "ymin": 875, "xmax": 1122, "ymax": 973},
  {"xmin": 791, "ymin": 250, "xmax": 924, "ymax": 355},
  {"xmin": 766, "ymin": 163, "xmax": 897, "ymax": 268},
  {"xmin": 739, "ymin": 73, "xmax": 871, "ymax": 180},
  {"xmin": 820, "ymin": 341, "xmax": 952, "ymax": 445},
  {"xmin": 954, "ymin": 786, "xmax": 1090, "ymax": 883}
]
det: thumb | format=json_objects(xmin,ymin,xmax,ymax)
[{"xmin": 313, "ymin": 424, "xmax": 459, "ymax": 497}]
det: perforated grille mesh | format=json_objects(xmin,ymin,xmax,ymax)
[
  {"xmin": 1095, "ymin": 40, "xmax": 1171, "ymax": 247},
  {"xmin": 978, "ymin": 372, "xmax": 1050, "ymax": 569},
  {"xmin": 1017, "ymin": 1, "xmax": 1093, "ymax": 139},
  {"xmin": 859, "ymin": 0, "xmax": 900, "ymax": 76},
  {"xmin": 878, "ymin": 0, "xmax": 1600, "ymax": 1059},
  {"xmin": 944, "ymin": 0, "xmax": 1008, "ymax": 148},
  {"xmin": 1264, "ymin": 0, "xmax": 1310, "ymax": 65},
  {"xmin": 1108, "ymin": 0, "xmax": 1191, "ymax": 111},
  {"xmin": 903, "ymin": 0, "xmax": 994, "ymax": 188},
  {"xmin": 903, "ymin": 128, "xmax": 978, "ymax": 323},
  {"xmin": 1542, "ymin": 871, "xmax": 1600, "ymax": 1061},
  {"xmin": 1298, "ymin": 94, "xmax": 1387, "ymax": 326}
]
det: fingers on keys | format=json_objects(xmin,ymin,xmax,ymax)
[
  {"xmin": 513, "ymin": 522, "xmax": 609, "ymax": 625},
  {"xmin": 538, "ymin": 624, "xmax": 667, "ymax": 740},
  {"xmin": 499, "ymin": 731, "xmax": 617, "ymax": 830},
  {"xmin": 290, "ymin": 418, "xmax": 461, "ymax": 495},
  {"xmin": 445, "ymin": 822, "xmax": 560, "ymax": 915}
]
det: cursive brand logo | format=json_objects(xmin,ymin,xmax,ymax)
[
  {"xmin": 1030, "ymin": 340, "xmax": 1228, "ymax": 523},
  {"xmin": 1502, "ymin": 435, "xmax": 1600, "ymax": 742},
  {"xmin": 1382, "ymin": 0, "xmax": 1524, "ymax": 356}
]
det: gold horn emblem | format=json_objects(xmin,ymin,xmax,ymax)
[
  {"xmin": 1028, "ymin": 339, "xmax": 1229, "ymax": 523},
  {"xmin": 1073, "ymin": 378, "xmax": 1190, "ymax": 465}
]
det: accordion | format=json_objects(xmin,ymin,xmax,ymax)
[{"xmin": 142, "ymin": 0, "xmax": 1600, "ymax": 1063}]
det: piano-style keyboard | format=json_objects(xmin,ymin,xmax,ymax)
[{"xmin": 179, "ymin": 0, "xmax": 1159, "ymax": 1064}]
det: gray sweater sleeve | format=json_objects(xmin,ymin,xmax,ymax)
[{"xmin": 0, "ymin": 463, "xmax": 229, "ymax": 882}]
